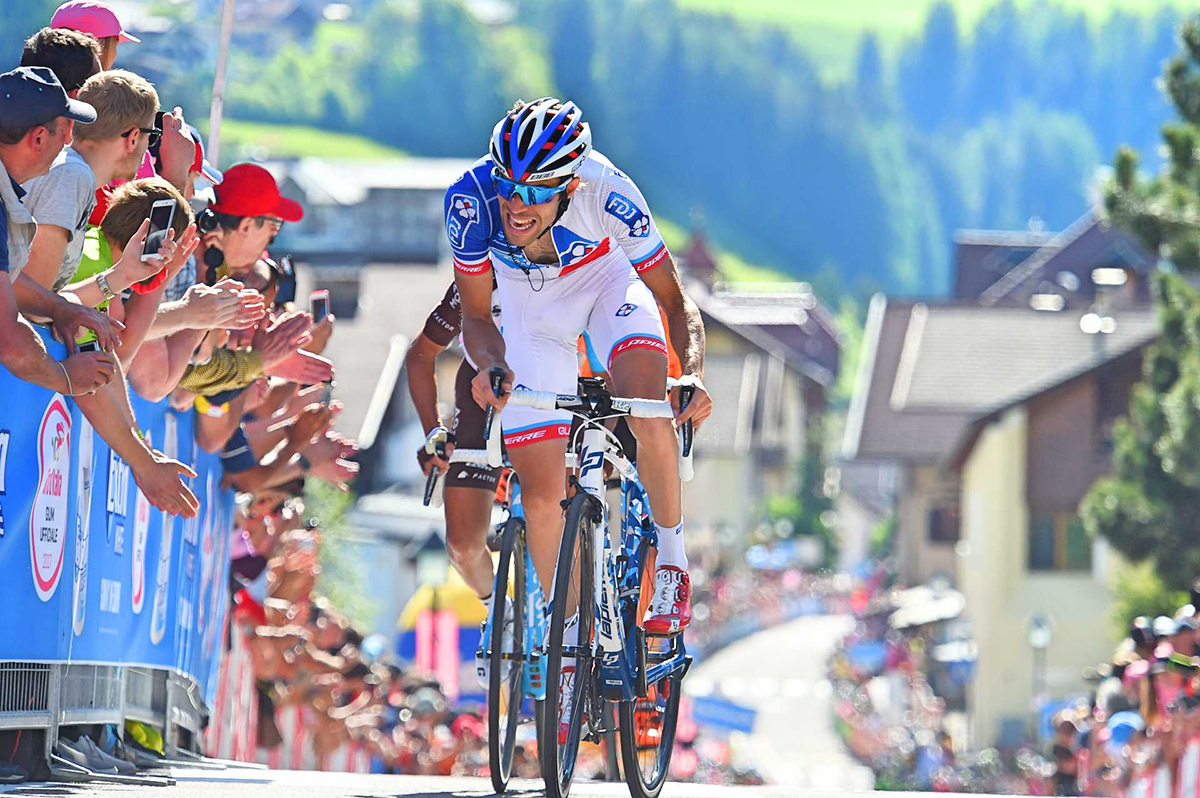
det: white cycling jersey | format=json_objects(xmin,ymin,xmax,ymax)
[{"xmin": 445, "ymin": 151, "xmax": 671, "ymax": 446}]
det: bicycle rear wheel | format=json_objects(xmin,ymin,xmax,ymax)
[
  {"xmin": 540, "ymin": 492, "xmax": 596, "ymax": 798},
  {"xmin": 618, "ymin": 551, "xmax": 682, "ymax": 798},
  {"xmin": 488, "ymin": 514, "xmax": 526, "ymax": 794}
]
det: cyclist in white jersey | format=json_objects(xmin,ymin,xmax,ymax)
[{"xmin": 448, "ymin": 97, "xmax": 713, "ymax": 638}]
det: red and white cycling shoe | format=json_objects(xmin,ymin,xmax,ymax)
[{"xmin": 644, "ymin": 565, "xmax": 691, "ymax": 635}]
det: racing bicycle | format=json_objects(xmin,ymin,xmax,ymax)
[{"xmin": 483, "ymin": 371, "xmax": 695, "ymax": 798}]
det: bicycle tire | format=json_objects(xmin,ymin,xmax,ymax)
[
  {"xmin": 488, "ymin": 514, "xmax": 526, "ymax": 794},
  {"xmin": 539, "ymin": 492, "xmax": 596, "ymax": 798},
  {"xmin": 618, "ymin": 550, "xmax": 682, "ymax": 798}
]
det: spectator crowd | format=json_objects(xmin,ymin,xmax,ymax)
[
  {"xmin": 827, "ymin": 567, "xmax": 1200, "ymax": 798},
  {"xmin": 0, "ymin": 0, "xmax": 372, "ymax": 784},
  {"xmin": 1041, "ymin": 596, "xmax": 1200, "ymax": 798}
]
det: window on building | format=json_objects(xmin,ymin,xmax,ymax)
[
  {"xmin": 1029, "ymin": 512, "xmax": 1091, "ymax": 571},
  {"xmin": 928, "ymin": 504, "xmax": 960, "ymax": 544}
]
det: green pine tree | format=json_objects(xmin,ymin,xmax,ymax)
[{"xmin": 1079, "ymin": 17, "xmax": 1200, "ymax": 591}]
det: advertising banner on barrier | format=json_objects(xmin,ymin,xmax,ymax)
[
  {"xmin": 1178, "ymin": 735, "xmax": 1200, "ymax": 798},
  {"xmin": 0, "ymin": 328, "xmax": 233, "ymax": 702}
]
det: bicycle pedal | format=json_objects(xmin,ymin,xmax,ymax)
[{"xmin": 643, "ymin": 627, "xmax": 685, "ymax": 639}]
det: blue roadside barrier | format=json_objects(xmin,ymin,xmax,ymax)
[{"xmin": 0, "ymin": 327, "xmax": 234, "ymax": 710}]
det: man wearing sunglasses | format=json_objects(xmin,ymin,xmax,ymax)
[
  {"xmin": 20, "ymin": 68, "xmax": 159, "ymax": 297},
  {"xmin": 451, "ymin": 98, "xmax": 714, "ymax": 680},
  {"xmin": 195, "ymin": 163, "xmax": 298, "ymax": 284}
]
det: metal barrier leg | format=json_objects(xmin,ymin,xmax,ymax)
[
  {"xmin": 44, "ymin": 664, "xmax": 61, "ymax": 767},
  {"xmin": 163, "ymin": 675, "xmax": 176, "ymax": 759},
  {"xmin": 117, "ymin": 665, "xmax": 127, "ymax": 743}
]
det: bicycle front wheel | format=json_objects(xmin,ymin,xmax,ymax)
[
  {"xmin": 540, "ymin": 492, "xmax": 596, "ymax": 798},
  {"xmin": 488, "ymin": 514, "xmax": 526, "ymax": 794},
  {"xmin": 618, "ymin": 550, "xmax": 682, "ymax": 798}
]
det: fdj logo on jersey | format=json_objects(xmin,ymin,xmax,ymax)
[
  {"xmin": 446, "ymin": 193, "xmax": 479, "ymax": 250},
  {"xmin": 615, "ymin": 303, "xmax": 638, "ymax": 317},
  {"xmin": 552, "ymin": 227, "xmax": 601, "ymax": 267},
  {"xmin": 604, "ymin": 191, "xmax": 651, "ymax": 238}
]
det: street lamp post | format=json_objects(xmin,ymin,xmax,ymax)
[{"xmin": 1028, "ymin": 613, "xmax": 1053, "ymax": 742}]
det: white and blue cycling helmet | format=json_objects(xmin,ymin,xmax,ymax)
[{"xmin": 490, "ymin": 97, "xmax": 592, "ymax": 183}]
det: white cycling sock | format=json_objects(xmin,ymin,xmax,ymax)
[
  {"xmin": 545, "ymin": 612, "xmax": 580, "ymax": 649},
  {"xmin": 562, "ymin": 614, "xmax": 579, "ymax": 648},
  {"xmin": 654, "ymin": 521, "xmax": 687, "ymax": 570},
  {"xmin": 481, "ymin": 592, "xmax": 494, "ymax": 614}
]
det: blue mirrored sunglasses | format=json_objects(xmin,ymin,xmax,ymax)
[{"xmin": 492, "ymin": 168, "xmax": 570, "ymax": 205}]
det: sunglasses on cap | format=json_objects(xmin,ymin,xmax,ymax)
[
  {"xmin": 122, "ymin": 125, "xmax": 161, "ymax": 148},
  {"xmin": 491, "ymin": 168, "xmax": 570, "ymax": 206}
]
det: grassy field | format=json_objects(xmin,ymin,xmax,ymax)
[
  {"xmin": 199, "ymin": 119, "xmax": 407, "ymax": 166},
  {"xmin": 677, "ymin": 0, "xmax": 1191, "ymax": 80}
]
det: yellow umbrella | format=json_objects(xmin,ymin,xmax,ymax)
[{"xmin": 397, "ymin": 568, "xmax": 489, "ymax": 631}]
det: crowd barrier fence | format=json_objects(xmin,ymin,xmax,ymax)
[
  {"xmin": 0, "ymin": 327, "xmax": 235, "ymax": 763},
  {"xmin": 1053, "ymin": 715, "xmax": 1200, "ymax": 797}
]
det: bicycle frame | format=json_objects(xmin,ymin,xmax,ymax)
[
  {"xmin": 575, "ymin": 423, "xmax": 689, "ymax": 704},
  {"xmin": 479, "ymin": 375, "xmax": 695, "ymax": 722}
]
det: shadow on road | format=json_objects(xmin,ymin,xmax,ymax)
[{"xmin": 350, "ymin": 791, "xmax": 544, "ymax": 798}]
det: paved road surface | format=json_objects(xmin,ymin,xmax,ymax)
[
  {"xmin": 686, "ymin": 614, "xmax": 874, "ymax": 792},
  {"xmin": 0, "ymin": 615, "xmax": 875, "ymax": 797},
  {"xmin": 0, "ymin": 767, "xmax": 870, "ymax": 797}
]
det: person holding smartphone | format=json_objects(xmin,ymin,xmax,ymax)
[
  {"xmin": 67, "ymin": 179, "xmax": 196, "ymax": 367},
  {"xmin": 15, "ymin": 70, "xmax": 200, "ymax": 519}
]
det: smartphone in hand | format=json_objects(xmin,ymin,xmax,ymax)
[
  {"xmin": 310, "ymin": 289, "xmax": 329, "ymax": 323},
  {"xmin": 141, "ymin": 198, "xmax": 176, "ymax": 264}
]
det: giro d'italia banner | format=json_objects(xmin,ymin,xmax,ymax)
[{"xmin": 0, "ymin": 327, "xmax": 234, "ymax": 703}]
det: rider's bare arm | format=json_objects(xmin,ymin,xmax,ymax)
[
  {"xmin": 638, "ymin": 252, "xmax": 704, "ymax": 377},
  {"xmin": 405, "ymin": 331, "xmax": 448, "ymax": 435},
  {"xmin": 456, "ymin": 268, "xmax": 512, "ymax": 405},
  {"xmin": 637, "ymin": 252, "xmax": 711, "ymax": 425}
]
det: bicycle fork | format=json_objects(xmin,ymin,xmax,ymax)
[{"xmin": 578, "ymin": 426, "xmax": 641, "ymax": 702}]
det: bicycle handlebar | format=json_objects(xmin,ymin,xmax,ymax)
[
  {"xmin": 502, "ymin": 389, "xmax": 676, "ymax": 419},
  {"xmin": 447, "ymin": 448, "xmax": 492, "ymax": 466},
  {"xmin": 422, "ymin": 438, "xmax": 447, "ymax": 507},
  {"xmin": 484, "ymin": 367, "xmax": 506, "ymax": 467},
  {"xmin": 424, "ymin": 448, "xmax": 496, "ymax": 508},
  {"xmin": 678, "ymin": 384, "xmax": 695, "ymax": 482},
  {"xmin": 480, "ymin": 369, "xmax": 695, "ymax": 481}
]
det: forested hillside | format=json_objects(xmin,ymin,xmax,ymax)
[{"xmin": 0, "ymin": 0, "xmax": 1187, "ymax": 299}]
